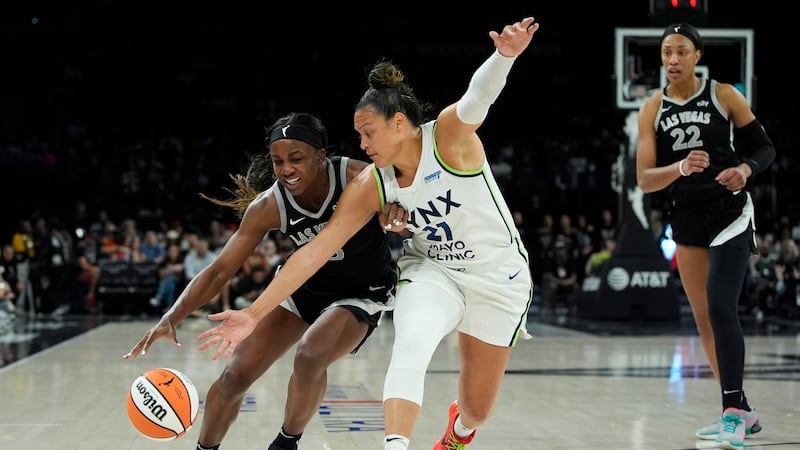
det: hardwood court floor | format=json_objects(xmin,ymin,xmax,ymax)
[{"xmin": 1, "ymin": 311, "xmax": 798, "ymax": 450}]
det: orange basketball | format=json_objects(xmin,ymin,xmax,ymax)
[{"xmin": 126, "ymin": 367, "xmax": 200, "ymax": 441}]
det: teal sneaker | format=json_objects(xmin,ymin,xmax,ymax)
[
  {"xmin": 695, "ymin": 407, "xmax": 761, "ymax": 440},
  {"xmin": 715, "ymin": 408, "xmax": 747, "ymax": 449}
]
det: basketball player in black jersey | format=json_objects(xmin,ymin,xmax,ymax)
[
  {"xmin": 636, "ymin": 23, "xmax": 775, "ymax": 449},
  {"xmin": 124, "ymin": 112, "xmax": 401, "ymax": 450}
]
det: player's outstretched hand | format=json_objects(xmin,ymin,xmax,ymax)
[
  {"xmin": 196, "ymin": 308, "xmax": 257, "ymax": 360},
  {"xmin": 123, "ymin": 314, "xmax": 180, "ymax": 359},
  {"xmin": 490, "ymin": 17, "xmax": 540, "ymax": 58}
]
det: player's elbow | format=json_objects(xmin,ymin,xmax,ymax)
[
  {"xmin": 636, "ymin": 175, "xmax": 659, "ymax": 194},
  {"xmin": 637, "ymin": 183, "xmax": 657, "ymax": 194}
]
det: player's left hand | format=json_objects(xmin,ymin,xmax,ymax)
[
  {"xmin": 715, "ymin": 165, "xmax": 749, "ymax": 191},
  {"xmin": 196, "ymin": 308, "xmax": 257, "ymax": 360},
  {"xmin": 379, "ymin": 202, "xmax": 409, "ymax": 232}
]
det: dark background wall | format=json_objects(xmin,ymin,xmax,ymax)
[{"xmin": 1, "ymin": 1, "xmax": 795, "ymax": 237}]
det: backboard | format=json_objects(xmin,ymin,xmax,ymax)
[{"xmin": 614, "ymin": 27, "xmax": 754, "ymax": 110}]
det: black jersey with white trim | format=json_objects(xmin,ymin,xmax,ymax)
[
  {"xmin": 272, "ymin": 156, "xmax": 396, "ymax": 300},
  {"xmin": 655, "ymin": 78, "xmax": 746, "ymax": 210}
]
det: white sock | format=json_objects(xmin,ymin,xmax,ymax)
[
  {"xmin": 384, "ymin": 434, "xmax": 410, "ymax": 449},
  {"xmin": 454, "ymin": 415, "xmax": 475, "ymax": 439}
]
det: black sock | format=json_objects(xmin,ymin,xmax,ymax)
[
  {"xmin": 722, "ymin": 389, "xmax": 742, "ymax": 410},
  {"xmin": 270, "ymin": 426, "xmax": 302, "ymax": 450},
  {"xmin": 740, "ymin": 391, "xmax": 752, "ymax": 411},
  {"xmin": 197, "ymin": 443, "xmax": 220, "ymax": 450}
]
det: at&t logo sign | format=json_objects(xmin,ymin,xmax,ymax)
[{"xmin": 606, "ymin": 267, "xmax": 671, "ymax": 291}]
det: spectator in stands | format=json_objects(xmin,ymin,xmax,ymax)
[
  {"xmin": 575, "ymin": 213, "xmax": 595, "ymax": 245},
  {"xmin": 164, "ymin": 220, "xmax": 185, "ymax": 249},
  {"xmin": 262, "ymin": 237, "xmax": 283, "ymax": 267},
  {"xmin": 573, "ymin": 213, "xmax": 595, "ymax": 283},
  {"xmin": 139, "ymin": 230, "xmax": 167, "ymax": 263},
  {"xmin": 43, "ymin": 217, "xmax": 77, "ymax": 316},
  {"xmin": 0, "ymin": 273, "xmax": 15, "ymax": 315},
  {"xmin": 275, "ymin": 232, "xmax": 295, "ymax": 261},
  {"xmin": 597, "ymin": 208, "xmax": 617, "ymax": 249},
  {"xmin": 30, "ymin": 217, "xmax": 52, "ymax": 311},
  {"xmin": 0, "ymin": 244, "xmax": 22, "ymax": 300},
  {"xmin": 183, "ymin": 237, "xmax": 229, "ymax": 311},
  {"xmin": 178, "ymin": 228, "xmax": 199, "ymax": 254},
  {"xmin": 208, "ymin": 219, "xmax": 230, "ymax": 250},
  {"xmin": 75, "ymin": 233, "xmax": 103, "ymax": 312},
  {"xmin": 750, "ymin": 233, "xmax": 777, "ymax": 320},
  {"xmin": 11, "ymin": 219, "xmax": 37, "ymax": 315},
  {"xmin": 149, "ymin": 242, "xmax": 186, "ymax": 312},
  {"xmin": 237, "ymin": 243, "xmax": 269, "ymax": 280},
  {"xmin": 585, "ymin": 237, "xmax": 616, "ymax": 276},
  {"xmin": 532, "ymin": 213, "xmax": 555, "ymax": 286},
  {"xmin": 774, "ymin": 237, "xmax": 800, "ymax": 318},
  {"xmin": 542, "ymin": 236, "xmax": 580, "ymax": 317},
  {"xmin": 119, "ymin": 231, "xmax": 146, "ymax": 263},
  {"xmin": 555, "ymin": 213, "xmax": 580, "ymax": 259},
  {"xmin": 229, "ymin": 264, "xmax": 272, "ymax": 309},
  {"xmin": 512, "ymin": 210, "xmax": 532, "ymax": 254},
  {"xmin": 88, "ymin": 209, "xmax": 116, "ymax": 239},
  {"xmin": 183, "ymin": 238, "xmax": 215, "ymax": 279}
]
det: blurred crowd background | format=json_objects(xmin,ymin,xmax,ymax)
[{"xmin": 1, "ymin": 2, "xmax": 798, "ymax": 321}]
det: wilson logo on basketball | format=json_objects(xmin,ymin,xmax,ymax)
[
  {"xmin": 127, "ymin": 367, "xmax": 199, "ymax": 441},
  {"xmin": 134, "ymin": 380, "xmax": 169, "ymax": 421}
]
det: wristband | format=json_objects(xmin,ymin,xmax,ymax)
[
  {"xmin": 456, "ymin": 50, "xmax": 517, "ymax": 124},
  {"xmin": 678, "ymin": 159, "xmax": 689, "ymax": 177}
]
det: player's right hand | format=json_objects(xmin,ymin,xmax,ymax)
[
  {"xmin": 196, "ymin": 308, "xmax": 257, "ymax": 360},
  {"xmin": 122, "ymin": 314, "xmax": 181, "ymax": 359}
]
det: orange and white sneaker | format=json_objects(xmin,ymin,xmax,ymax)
[{"xmin": 433, "ymin": 401, "xmax": 476, "ymax": 450}]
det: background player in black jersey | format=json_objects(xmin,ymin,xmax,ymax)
[
  {"xmin": 123, "ymin": 112, "xmax": 401, "ymax": 450},
  {"xmin": 636, "ymin": 23, "xmax": 775, "ymax": 449}
]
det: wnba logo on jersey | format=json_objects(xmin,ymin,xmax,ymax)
[{"xmin": 424, "ymin": 170, "xmax": 442, "ymax": 184}]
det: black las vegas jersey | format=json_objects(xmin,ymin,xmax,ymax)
[
  {"xmin": 272, "ymin": 156, "xmax": 396, "ymax": 303},
  {"xmin": 654, "ymin": 78, "xmax": 747, "ymax": 210}
]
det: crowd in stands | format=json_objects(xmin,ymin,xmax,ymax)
[
  {"xmin": 2, "ymin": 196, "xmax": 799, "ymax": 324},
  {"xmin": 0, "ymin": 212, "xmax": 296, "ymax": 318}
]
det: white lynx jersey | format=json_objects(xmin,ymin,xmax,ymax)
[{"xmin": 373, "ymin": 121, "xmax": 528, "ymax": 271}]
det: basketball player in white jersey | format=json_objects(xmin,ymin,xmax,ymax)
[{"xmin": 197, "ymin": 17, "xmax": 539, "ymax": 450}]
